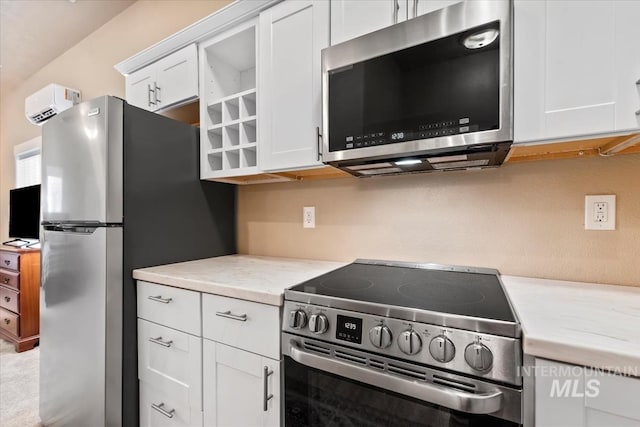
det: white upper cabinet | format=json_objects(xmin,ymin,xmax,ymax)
[
  {"xmin": 259, "ymin": 0, "xmax": 329, "ymax": 172},
  {"xmin": 412, "ymin": 0, "xmax": 462, "ymax": 18},
  {"xmin": 199, "ymin": 20, "xmax": 259, "ymax": 180},
  {"xmin": 614, "ymin": 1, "xmax": 640, "ymax": 132},
  {"xmin": 126, "ymin": 66, "xmax": 156, "ymax": 112},
  {"xmin": 125, "ymin": 44, "xmax": 198, "ymax": 113},
  {"xmin": 155, "ymin": 45, "xmax": 199, "ymax": 110},
  {"xmin": 514, "ymin": 1, "xmax": 640, "ymax": 144},
  {"xmin": 330, "ymin": 1, "xmax": 462, "ymax": 46},
  {"xmin": 331, "ymin": 0, "xmax": 407, "ymax": 45}
]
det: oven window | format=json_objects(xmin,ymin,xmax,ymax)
[
  {"xmin": 285, "ymin": 356, "xmax": 518, "ymax": 427},
  {"xmin": 328, "ymin": 22, "xmax": 501, "ymax": 153}
]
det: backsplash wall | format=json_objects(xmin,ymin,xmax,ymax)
[{"xmin": 238, "ymin": 154, "xmax": 640, "ymax": 287}]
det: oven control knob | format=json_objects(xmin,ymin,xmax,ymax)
[
  {"xmin": 369, "ymin": 325, "xmax": 392, "ymax": 349},
  {"xmin": 308, "ymin": 314, "xmax": 329, "ymax": 334},
  {"xmin": 288, "ymin": 310, "xmax": 308, "ymax": 330},
  {"xmin": 398, "ymin": 330, "xmax": 422, "ymax": 355},
  {"xmin": 429, "ymin": 335, "xmax": 456, "ymax": 363},
  {"xmin": 464, "ymin": 341, "xmax": 493, "ymax": 372}
]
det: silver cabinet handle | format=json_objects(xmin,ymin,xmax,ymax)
[
  {"xmin": 151, "ymin": 402, "xmax": 175, "ymax": 418},
  {"xmin": 147, "ymin": 84, "xmax": 156, "ymax": 107},
  {"xmin": 393, "ymin": 0, "xmax": 399, "ymax": 23},
  {"xmin": 316, "ymin": 127, "xmax": 322, "ymax": 161},
  {"xmin": 148, "ymin": 295, "xmax": 172, "ymax": 304},
  {"xmin": 263, "ymin": 366, "xmax": 274, "ymax": 411},
  {"xmin": 215, "ymin": 310, "xmax": 247, "ymax": 321},
  {"xmin": 149, "ymin": 336, "xmax": 172, "ymax": 348},
  {"xmin": 155, "ymin": 82, "xmax": 161, "ymax": 104},
  {"xmin": 288, "ymin": 340, "xmax": 503, "ymax": 415},
  {"xmin": 413, "ymin": 0, "xmax": 419, "ymax": 18}
]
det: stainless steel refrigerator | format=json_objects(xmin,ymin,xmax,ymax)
[{"xmin": 39, "ymin": 96, "xmax": 236, "ymax": 426}]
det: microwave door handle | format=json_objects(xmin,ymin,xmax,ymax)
[{"xmin": 288, "ymin": 340, "xmax": 503, "ymax": 415}]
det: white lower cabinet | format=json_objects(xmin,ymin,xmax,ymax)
[
  {"xmin": 203, "ymin": 340, "xmax": 280, "ymax": 427},
  {"xmin": 535, "ymin": 358, "xmax": 640, "ymax": 427},
  {"xmin": 138, "ymin": 319, "xmax": 202, "ymax": 409},
  {"xmin": 138, "ymin": 283, "xmax": 204, "ymax": 427},
  {"xmin": 140, "ymin": 382, "xmax": 203, "ymax": 427},
  {"xmin": 137, "ymin": 281, "xmax": 282, "ymax": 427}
]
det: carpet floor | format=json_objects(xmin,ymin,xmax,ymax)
[{"xmin": 0, "ymin": 338, "xmax": 41, "ymax": 427}]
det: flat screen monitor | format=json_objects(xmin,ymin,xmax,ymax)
[{"xmin": 9, "ymin": 184, "xmax": 41, "ymax": 239}]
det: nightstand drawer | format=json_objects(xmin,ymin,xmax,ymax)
[
  {"xmin": 0, "ymin": 253, "xmax": 19, "ymax": 272},
  {"xmin": 138, "ymin": 319, "xmax": 202, "ymax": 410},
  {"xmin": 0, "ymin": 307, "xmax": 19, "ymax": 336},
  {"xmin": 0, "ymin": 286, "xmax": 19, "ymax": 313},
  {"xmin": 137, "ymin": 281, "xmax": 201, "ymax": 336},
  {"xmin": 0, "ymin": 270, "xmax": 19, "ymax": 289},
  {"xmin": 202, "ymin": 294, "xmax": 280, "ymax": 359}
]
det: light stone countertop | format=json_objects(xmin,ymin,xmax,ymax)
[
  {"xmin": 502, "ymin": 275, "xmax": 640, "ymax": 373},
  {"xmin": 132, "ymin": 254, "xmax": 347, "ymax": 306},
  {"xmin": 134, "ymin": 255, "xmax": 640, "ymax": 372}
]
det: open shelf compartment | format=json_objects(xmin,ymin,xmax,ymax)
[
  {"xmin": 241, "ymin": 119, "xmax": 257, "ymax": 145},
  {"xmin": 202, "ymin": 26, "xmax": 256, "ymax": 100}
]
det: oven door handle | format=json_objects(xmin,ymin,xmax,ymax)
[{"xmin": 288, "ymin": 340, "xmax": 503, "ymax": 415}]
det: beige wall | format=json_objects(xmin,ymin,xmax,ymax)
[
  {"xmin": 238, "ymin": 154, "xmax": 640, "ymax": 287},
  {"xmin": 0, "ymin": 0, "xmax": 231, "ymax": 241}
]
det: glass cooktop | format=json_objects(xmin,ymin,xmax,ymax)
[{"xmin": 288, "ymin": 261, "xmax": 516, "ymax": 322}]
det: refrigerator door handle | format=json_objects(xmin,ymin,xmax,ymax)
[{"xmin": 43, "ymin": 224, "xmax": 98, "ymax": 234}]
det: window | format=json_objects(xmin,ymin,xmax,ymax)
[{"xmin": 14, "ymin": 136, "xmax": 41, "ymax": 188}]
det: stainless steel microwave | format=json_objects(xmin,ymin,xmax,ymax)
[{"xmin": 321, "ymin": 0, "xmax": 513, "ymax": 177}]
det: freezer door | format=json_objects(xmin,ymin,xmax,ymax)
[
  {"xmin": 40, "ymin": 226, "xmax": 123, "ymax": 427},
  {"xmin": 41, "ymin": 96, "xmax": 123, "ymax": 223}
]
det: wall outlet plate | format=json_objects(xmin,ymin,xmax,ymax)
[
  {"xmin": 303, "ymin": 206, "xmax": 315, "ymax": 229},
  {"xmin": 585, "ymin": 195, "xmax": 616, "ymax": 230}
]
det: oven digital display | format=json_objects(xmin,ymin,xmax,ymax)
[{"xmin": 336, "ymin": 315, "xmax": 362, "ymax": 344}]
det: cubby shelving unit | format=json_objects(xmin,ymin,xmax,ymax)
[{"xmin": 199, "ymin": 19, "xmax": 260, "ymax": 179}]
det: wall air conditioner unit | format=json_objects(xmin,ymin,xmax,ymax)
[{"xmin": 25, "ymin": 84, "xmax": 81, "ymax": 125}]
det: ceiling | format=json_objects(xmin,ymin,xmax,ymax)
[{"xmin": 0, "ymin": 0, "xmax": 135, "ymax": 94}]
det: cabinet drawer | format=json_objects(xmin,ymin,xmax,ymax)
[
  {"xmin": 138, "ymin": 319, "xmax": 202, "ymax": 410},
  {"xmin": 137, "ymin": 281, "xmax": 201, "ymax": 336},
  {"xmin": 0, "ymin": 286, "xmax": 19, "ymax": 313},
  {"xmin": 0, "ymin": 307, "xmax": 19, "ymax": 336},
  {"xmin": 0, "ymin": 270, "xmax": 19, "ymax": 290},
  {"xmin": 585, "ymin": 369, "xmax": 640, "ymax": 422},
  {"xmin": 140, "ymin": 381, "xmax": 202, "ymax": 427},
  {"xmin": 202, "ymin": 294, "xmax": 280, "ymax": 359},
  {"xmin": 0, "ymin": 253, "xmax": 19, "ymax": 272}
]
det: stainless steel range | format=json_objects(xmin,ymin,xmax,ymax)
[{"xmin": 282, "ymin": 260, "xmax": 529, "ymax": 426}]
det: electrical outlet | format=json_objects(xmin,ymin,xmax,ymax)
[
  {"xmin": 303, "ymin": 206, "xmax": 315, "ymax": 229},
  {"xmin": 585, "ymin": 195, "xmax": 616, "ymax": 230},
  {"xmin": 594, "ymin": 202, "xmax": 607, "ymax": 223}
]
